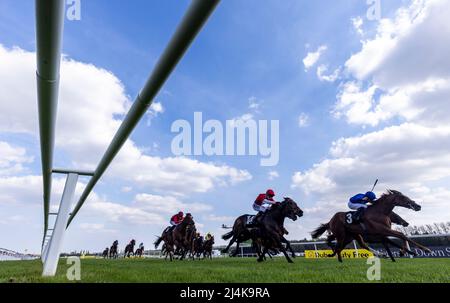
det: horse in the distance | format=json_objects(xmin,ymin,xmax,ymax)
[
  {"xmin": 312, "ymin": 190, "xmax": 431, "ymax": 262},
  {"xmin": 191, "ymin": 234, "xmax": 204, "ymax": 260},
  {"xmin": 109, "ymin": 240, "xmax": 119, "ymax": 259},
  {"xmin": 203, "ymin": 236, "xmax": 215, "ymax": 259},
  {"xmin": 222, "ymin": 197, "xmax": 303, "ymax": 263},
  {"xmin": 124, "ymin": 239, "xmax": 136, "ymax": 258},
  {"xmin": 102, "ymin": 247, "xmax": 109, "ymax": 259},
  {"xmin": 135, "ymin": 243, "xmax": 144, "ymax": 258}
]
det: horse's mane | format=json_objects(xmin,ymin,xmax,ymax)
[{"xmin": 379, "ymin": 189, "xmax": 402, "ymax": 199}]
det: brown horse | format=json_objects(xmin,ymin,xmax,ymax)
[
  {"xmin": 222, "ymin": 197, "xmax": 303, "ymax": 263},
  {"xmin": 154, "ymin": 213, "xmax": 195, "ymax": 261},
  {"xmin": 190, "ymin": 234, "xmax": 204, "ymax": 260},
  {"xmin": 311, "ymin": 190, "xmax": 431, "ymax": 262},
  {"xmin": 124, "ymin": 239, "xmax": 136, "ymax": 258}
]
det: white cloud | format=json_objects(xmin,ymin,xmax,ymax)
[
  {"xmin": 202, "ymin": 214, "xmax": 235, "ymax": 223},
  {"xmin": 121, "ymin": 186, "xmax": 132, "ymax": 193},
  {"xmin": 298, "ymin": 113, "xmax": 310, "ymax": 128},
  {"xmin": 352, "ymin": 16, "xmax": 364, "ymax": 36},
  {"xmin": 268, "ymin": 170, "xmax": 279, "ymax": 180},
  {"xmin": 134, "ymin": 193, "xmax": 212, "ymax": 215},
  {"xmin": 302, "ymin": 45, "xmax": 327, "ymax": 71},
  {"xmin": 0, "ymin": 44, "xmax": 251, "ymax": 196},
  {"xmin": 248, "ymin": 96, "xmax": 261, "ymax": 111},
  {"xmin": 293, "ymin": 0, "xmax": 450, "ymax": 229},
  {"xmin": 146, "ymin": 101, "xmax": 164, "ymax": 125},
  {"xmin": 334, "ymin": 0, "xmax": 450, "ymax": 127},
  {"xmin": 316, "ymin": 65, "xmax": 340, "ymax": 82},
  {"xmin": 0, "ymin": 141, "xmax": 33, "ymax": 175}
]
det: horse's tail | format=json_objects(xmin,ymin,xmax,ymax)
[
  {"xmin": 222, "ymin": 230, "xmax": 234, "ymax": 240},
  {"xmin": 311, "ymin": 223, "xmax": 330, "ymax": 239},
  {"xmin": 154, "ymin": 236, "xmax": 163, "ymax": 249}
]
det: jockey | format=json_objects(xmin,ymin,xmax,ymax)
[
  {"xmin": 170, "ymin": 211, "xmax": 184, "ymax": 226},
  {"xmin": 253, "ymin": 189, "xmax": 277, "ymax": 213},
  {"xmin": 205, "ymin": 232, "xmax": 212, "ymax": 241},
  {"xmin": 253, "ymin": 189, "xmax": 278, "ymax": 224},
  {"xmin": 348, "ymin": 191, "xmax": 377, "ymax": 222}
]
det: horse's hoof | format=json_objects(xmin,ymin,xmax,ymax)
[{"xmin": 288, "ymin": 260, "xmax": 294, "ymax": 264}]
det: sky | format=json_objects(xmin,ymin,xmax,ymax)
[{"xmin": 1, "ymin": 0, "xmax": 450, "ymax": 254}]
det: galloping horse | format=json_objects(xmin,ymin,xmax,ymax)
[
  {"xmin": 312, "ymin": 190, "xmax": 431, "ymax": 262},
  {"xmin": 124, "ymin": 239, "xmax": 136, "ymax": 258},
  {"xmin": 191, "ymin": 234, "xmax": 204, "ymax": 260},
  {"xmin": 109, "ymin": 240, "xmax": 119, "ymax": 259},
  {"xmin": 203, "ymin": 236, "xmax": 215, "ymax": 259},
  {"xmin": 173, "ymin": 214, "xmax": 196, "ymax": 260},
  {"xmin": 222, "ymin": 197, "xmax": 303, "ymax": 263},
  {"xmin": 102, "ymin": 247, "xmax": 109, "ymax": 258},
  {"xmin": 135, "ymin": 243, "xmax": 144, "ymax": 257},
  {"xmin": 155, "ymin": 213, "xmax": 196, "ymax": 261}
]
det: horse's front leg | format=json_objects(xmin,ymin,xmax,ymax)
[
  {"xmin": 223, "ymin": 235, "xmax": 236, "ymax": 253},
  {"xmin": 353, "ymin": 234, "xmax": 384, "ymax": 258},
  {"xmin": 381, "ymin": 229, "xmax": 431, "ymax": 253},
  {"xmin": 381, "ymin": 239, "xmax": 396, "ymax": 262},
  {"xmin": 281, "ymin": 236, "xmax": 295, "ymax": 258},
  {"xmin": 232, "ymin": 241, "xmax": 241, "ymax": 257},
  {"xmin": 384, "ymin": 237, "xmax": 416, "ymax": 256},
  {"xmin": 257, "ymin": 246, "xmax": 268, "ymax": 262}
]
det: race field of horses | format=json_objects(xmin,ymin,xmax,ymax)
[{"xmin": 1, "ymin": 258, "xmax": 449, "ymax": 283}]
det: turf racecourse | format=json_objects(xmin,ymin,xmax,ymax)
[{"xmin": 0, "ymin": 257, "xmax": 449, "ymax": 283}]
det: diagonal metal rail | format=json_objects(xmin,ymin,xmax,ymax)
[{"xmin": 67, "ymin": 0, "xmax": 220, "ymax": 226}]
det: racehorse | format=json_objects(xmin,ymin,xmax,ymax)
[
  {"xmin": 135, "ymin": 243, "xmax": 144, "ymax": 258},
  {"xmin": 109, "ymin": 240, "xmax": 119, "ymax": 259},
  {"xmin": 203, "ymin": 236, "xmax": 215, "ymax": 259},
  {"xmin": 222, "ymin": 197, "xmax": 303, "ymax": 263},
  {"xmin": 311, "ymin": 190, "xmax": 432, "ymax": 262},
  {"xmin": 102, "ymin": 247, "xmax": 109, "ymax": 258},
  {"xmin": 124, "ymin": 239, "xmax": 136, "ymax": 258},
  {"xmin": 191, "ymin": 234, "xmax": 204, "ymax": 260},
  {"xmin": 173, "ymin": 214, "xmax": 196, "ymax": 260},
  {"xmin": 155, "ymin": 213, "xmax": 196, "ymax": 261}
]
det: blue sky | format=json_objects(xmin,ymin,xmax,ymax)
[{"xmin": 1, "ymin": 0, "xmax": 449, "ymax": 253}]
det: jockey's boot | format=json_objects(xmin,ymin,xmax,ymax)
[{"xmin": 353, "ymin": 207, "xmax": 365, "ymax": 223}]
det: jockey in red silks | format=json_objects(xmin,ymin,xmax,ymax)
[
  {"xmin": 253, "ymin": 189, "xmax": 277, "ymax": 213},
  {"xmin": 252, "ymin": 189, "xmax": 278, "ymax": 224},
  {"xmin": 170, "ymin": 211, "xmax": 184, "ymax": 226}
]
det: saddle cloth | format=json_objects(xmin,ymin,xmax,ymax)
[
  {"xmin": 345, "ymin": 211, "xmax": 358, "ymax": 225},
  {"xmin": 245, "ymin": 215, "xmax": 256, "ymax": 227}
]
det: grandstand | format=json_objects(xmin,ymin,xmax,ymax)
[{"xmin": 0, "ymin": 248, "xmax": 38, "ymax": 261}]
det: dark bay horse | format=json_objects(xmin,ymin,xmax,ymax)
[
  {"xmin": 124, "ymin": 239, "xmax": 136, "ymax": 258},
  {"xmin": 135, "ymin": 243, "xmax": 144, "ymax": 257},
  {"xmin": 312, "ymin": 190, "xmax": 431, "ymax": 262},
  {"xmin": 109, "ymin": 240, "xmax": 118, "ymax": 259},
  {"xmin": 222, "ymin": 197, "xmax": 303, "ymax": 263},
  {"xmin": 102, "ymin": 247, "xmax": 109, "ymax": 258},
  {"xmin": 155, "ymin": 213, "xmax": 195, "ymax": 261},
  {"xmin": 191, "ymin": 234, "xmax": 204, "ymax": 260},
  {"xmin": 203, "ymin": 236, "xmax": 215, "ymax": 259}
]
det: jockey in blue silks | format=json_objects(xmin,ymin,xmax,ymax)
[{"xmin": 348, "ymin": 191, "xmax": 377, "ymax": 222}]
